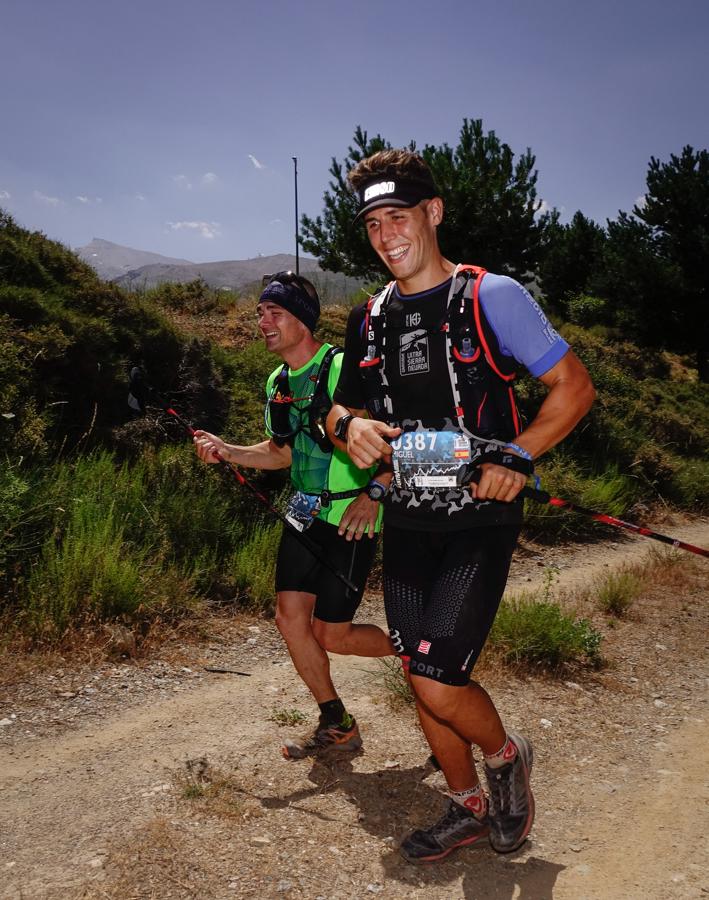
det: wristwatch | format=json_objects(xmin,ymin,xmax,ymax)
[
  {"xmin": 365, "ymin": 479, "xmax": 388, "ymax": 502},
  {"xmin": 333, "ymin": 414, "xmax": 354, "ymax": 441}
]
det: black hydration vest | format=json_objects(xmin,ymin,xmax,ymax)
[
  {"xmin": 267, "ymin": 346, "xmax": 342, "ymax": 452},
  {"xmin": 357, "ymin": 265, "xmax": 522, "ymax": 443}
]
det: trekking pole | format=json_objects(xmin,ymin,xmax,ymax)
[
  {"xmin": 128, "ymin": 368, "xmax": 359, "ymax": 592},
  {"xmin": 519, "ymin": 483, "xmax": 709, "ymax": 559},
  {"xmin": 466, "ymin": 468, "xmax": 708, "ymax": 558}
]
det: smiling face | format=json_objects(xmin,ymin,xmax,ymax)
[
  {"xmin": 256, "ymin": 301, "xmax": 308, "ymax": 357},
  {"xmin": 364, "ymin": 197, "xmax": 448, "ymax": 292}
]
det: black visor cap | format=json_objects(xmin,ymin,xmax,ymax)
[{"xmin": 353, "ymin": 176, "xmax": 438, "ymax": 224}]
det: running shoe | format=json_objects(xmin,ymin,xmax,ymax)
[
  {"xmin": 399, "ymin": 799, "xmax": 489, "ymax": 864},
  {"xmin": 281, "ymin": 714, "xmax": 362, "ymax": 760},
  {"xmin": 484, "ymin": 732, "xmax": 535, "ymax": 853}
]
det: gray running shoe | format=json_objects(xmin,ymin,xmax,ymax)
[
  {"xmin": 281, "ymin": 714, "xmax": 362, "ymax": 760},
  {"xmin": 399, "ymin": 799, "xmax": 489, "ymax": 864},
  {"xmin": 485, "ymin": 732, "xmax": 535, "ymax": 853}
]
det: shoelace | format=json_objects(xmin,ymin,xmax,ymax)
[
  {"xmin": 488, "ymin": 766, "xmax": 515, "ymax": 815},
  {"xmin": 429, "ymin": 802, "xmax": 474, "ymax": 837}
]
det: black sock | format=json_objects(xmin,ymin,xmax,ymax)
[{"xmin": 319, "ymin": 698, "xmax": 347, "ymax": 725}]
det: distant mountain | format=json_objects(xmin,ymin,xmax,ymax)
[
  {"xmin": 113, "ymin": 253, "xmax": 320, "ymax": 292},
  {"xmin": 113, "ymin": 253, "xmax": 367, "ymax": 303},
  {"xmin": 78, "ymin": 239, "xmax": 367, "ymax": 303},
  {"xmin": 76, "ymin": 238, "xmax": 194, "ymax": 281}
]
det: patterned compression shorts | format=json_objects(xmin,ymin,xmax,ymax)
[{"xmin": 383, "ymin": 524, "xmax": 520, "ymax": 686}]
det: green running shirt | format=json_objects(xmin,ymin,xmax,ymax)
[{"xmin": 265, "ymin": 343, "xmax": 382, "ymax": 531}]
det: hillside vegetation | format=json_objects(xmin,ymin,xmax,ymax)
[{"xmin": 1, "ymin": 212, "xmax": 707, "ymax": 644}]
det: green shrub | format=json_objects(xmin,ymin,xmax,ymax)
[
  {"xmin": 2, "ymin": 448, "xmax": 261, "ymax": 638},
  {"xmin": 269, "ymin": 707, "xmax": 308, "ymax": 727},
  {"xmin": 524, "ymin": 458, "xmax": 641, "ymax": 542},
  {"xmin": 489, "ymin": 593, "xmax": 603, "ymax": 670},
  {"xmin": 142, "ymin": 279, "xmax": 236, "ymax": 316},
  {"xmin": 229, "ymin": 520, "xmax": 281, "ymax": 610},
  {"xmin": 370, "ymin": 657, "xmax": 414, "ymax": 706},
  {"xmin": 594, "ymin": 569, "xmax": 645, "ymax": 617},
  {"xmin": 20, "ymin": 454, "xmax": 199, "ymax": 635},
  {"xmin": 567, "ymin": 294, "xmax": 609, "ymax": 327}
]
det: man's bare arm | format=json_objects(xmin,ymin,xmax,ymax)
[
  {"xmin": 193, "ymin": 431, "xmax": 292, "ymax": 470},
  {"xmin": 473, "ymin": 350, "xmax": 596, "ymax": 501}
]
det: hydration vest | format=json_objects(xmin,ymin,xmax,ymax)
[
  {"xmin": 267, "ymin": 346, "xmax": 341, "ymax": 452},
  {"xmin": 358, "ymin": 265, "xmax": 522, "ymax": 443}
]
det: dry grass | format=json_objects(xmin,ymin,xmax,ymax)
[
  {"xmin": 73, "ymin": 818, "xmax": 219, "ymax": 900},
  {"xmin": 574, "ymin": 546, "xmax": 700, "ymax": 620},
  {"xmin": 172, "ymin": 758, "xmax": 251, "ymax": 821},
  {"xmin": 368, "ymin": 657, "xmax": 414, "ymax": 708}
]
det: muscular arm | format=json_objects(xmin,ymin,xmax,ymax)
[
  {"xmin": 193, "ymin": 431, "xmax": 292, "ymax": 470},
  {"xmin": 510, "ymin": 349, "xmax": 596, "ymax": 458},
  {"xmin": 473, "ymin": 350, "xmax": 596, "ymax": 501},
  {"xmin": 326, "ymin": 404, "xmax": 401, "ymax": 469}
]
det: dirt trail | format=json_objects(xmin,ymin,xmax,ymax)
[{"xmin": 1, "ymin": 523, "xmax": 707, "ymax": 899}]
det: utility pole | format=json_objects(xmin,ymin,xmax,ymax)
[{"xmin": 292, "ymin": 156, "xmax": 299, "ymax": 275}]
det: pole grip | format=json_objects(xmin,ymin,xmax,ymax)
[{"xmin": 519, "ymin": 485, "xmax": 551, "ymax": 504}]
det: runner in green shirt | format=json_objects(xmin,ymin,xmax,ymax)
[{"xmin": 194, "ymin": 272, "xmax": 392, "ymax": 758}]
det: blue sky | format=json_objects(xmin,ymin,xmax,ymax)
[{"xmin": 1, "ymin": 0, "xmax": 707, "ymax": 262}]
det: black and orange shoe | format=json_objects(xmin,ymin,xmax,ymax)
[{"xmin": 281, "ymin": 713, "xmax": 362, "ymax": 760}]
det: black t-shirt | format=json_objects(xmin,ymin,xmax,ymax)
[{"xmin": 334, "ymin": 279, "xmax": 523, "ymax": 532}]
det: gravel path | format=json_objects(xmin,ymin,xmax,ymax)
[{"xmin": 1, "ymin": 521, "xmax": 707, "ymax": 899}]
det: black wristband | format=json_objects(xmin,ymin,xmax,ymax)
[
  {"xmin": 476, "ymin": 447, "xmax": 535, "ymax": 476},
  {"xmin": 333, "ymin": 414, "xmax": 354, "ymax": 441}
]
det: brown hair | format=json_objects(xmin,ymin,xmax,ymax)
[{"xmin": 347, "ymin": 149, "xmax": 435, "ymax": 191}]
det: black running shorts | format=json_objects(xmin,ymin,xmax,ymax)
[
  {"xmin": 275, "ymin": 518, "xmax": 378, "ymax": 623},
  {"xmin": 383, "ymin": 524, "xmax": 520, "ymax": 686}
]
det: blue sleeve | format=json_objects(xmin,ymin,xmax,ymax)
[{"xmin": 478, "ymin": 274, "xmax": 569, "ymax": 378}]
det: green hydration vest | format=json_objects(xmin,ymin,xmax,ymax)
[{"xmin": 265, "ymin": 343, "xmax": 382, "ymax": 530}]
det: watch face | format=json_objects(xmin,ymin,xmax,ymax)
[
  {"xmin": 367, "ymin": 482, "xmax": 386, "ymax": 501},
  {"xmin": 335, "ymin": 415, "xmax": 352, "ymax": 440}
]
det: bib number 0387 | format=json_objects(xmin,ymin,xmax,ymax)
[
  {"xmin": 391, "ymin": 429, "xmax": 472, "ymax": 490},
  {"xmin": 390, "ymin": 432, "xmax": 438, "ymax": 452}
]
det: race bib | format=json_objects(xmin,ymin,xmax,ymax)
[
  {"xmin": 391, "ymin": 430, "xmax": 472, "ymax": 489},
  {"xmin": 285, "ymin": 491, "xmax": 321, "ymax": 531}
]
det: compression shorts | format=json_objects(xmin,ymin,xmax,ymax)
[{"xmin": 383, "ymin": 524, "xmax": 519, "ymax": 686}]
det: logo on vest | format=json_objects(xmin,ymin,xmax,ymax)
[
  {"xmin": 363, "ymin": 180, "xmax": 396, "ymax": 202},
  {"xmin": 406, "ymin": 312, "xmax": 421, "ymax": 327},
  {"xmin": 399, "ymin": 329, "xmax": 430, "ymax": 377}
]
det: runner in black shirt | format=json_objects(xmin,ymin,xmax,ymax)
[{"xmin": 327, "ymin": 150, "xmax": 596, "ymax": 863}]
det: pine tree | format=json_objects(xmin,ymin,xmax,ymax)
[{"xmin": 300, "ymin": 120, "xmax": 551, "ymax": 286}]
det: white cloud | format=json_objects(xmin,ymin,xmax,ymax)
[
  {"xmin": 76, "ymin": 195, "xmax": 102, "ymax": 205},
  {"xmin": 135, "ymin": 193, "xmax": 146, "ymax": 201},
  {"xmin": 167, "ymin": 220, "xmax": 221, "ymax": 239},
  {"xmin": 33, "ymin": 190, "xmax": 60, "ymax": 206},
  {"xmin": 173, "ymin": 174, "xmax": 192, "ymax": 190},
  {"xmin": 535, "ymin": 199, "xmax": 551, "ymax": 216},
  {"xmin": 201, "ymin": 172, "xmax": 218, "ymax": 185},
  {"xmin": 635, "ymin": 194, "xmax": 647, "ymax": 210},
  {"xmin": 269, "ymin": 218, "xmax": 282, "ymax": 225},
  {"xmin": 0, "ymin": 190, "xmax": 10, "ymax": 200},
  {"xmin": 248, "ymin": 154, "xmax": 265, "ymax": 170},
  {"xmin": 76, "ymin": 195, "xmax": 89, "ymax": 204}
]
